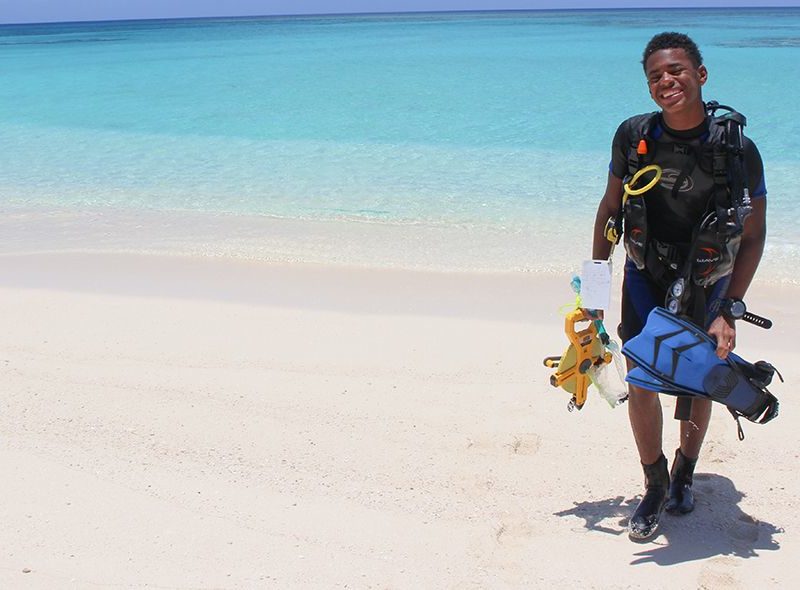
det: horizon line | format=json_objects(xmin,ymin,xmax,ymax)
[{"xmin": 1, "ymin": 5, "xmax": 797, "ymax": 27}]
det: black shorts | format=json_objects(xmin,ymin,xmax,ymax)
[{"xmin": 619, "ymin": 258, "xmax": 730, "ymax": 343}]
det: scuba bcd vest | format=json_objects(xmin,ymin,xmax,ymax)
[{"xmin": 616, "ymin": 101, "xmax": 753, "ymax": 293}]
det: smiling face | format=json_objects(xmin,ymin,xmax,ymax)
[{"xmin": 645, "ymin": 47, "xmax": 707, "ymax": 128}]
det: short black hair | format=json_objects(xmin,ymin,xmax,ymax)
[{"xmin": 642, "ymin": 32, "xmax": 703, "ymax": 70}]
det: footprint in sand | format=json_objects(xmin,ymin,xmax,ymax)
[
  {"xmin": 465, "ymin": 433, "xmax": 541, "ymax": 456},
  {"xmin": 703, "ymin": 440, "xmax": 736, "ymax": 464},
  {"xmin": 506, "ymin": 433, "xmax": 541, "ymax": 456},
  {"xmin": 492, "ymin": 509, "xmax": 539, "ymax": 545},
  {"xmin": 698, "ymin": 556, "xmax": 743, "ymax": 590},
  {"xmin": 727, "ymin": 513, "xmax": 760, "ymax": 543}
]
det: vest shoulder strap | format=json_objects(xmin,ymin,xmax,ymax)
[
  {"xmin": 625, "ymin": 112, "xmax": 660, "ymax": 177},
  {"xmin": 705, "ymin": 102, "xmax": 752, "ymax": 235}
]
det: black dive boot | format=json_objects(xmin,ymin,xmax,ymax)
[
  {"xmin": 628, "ymin": 454, "xmax": 669, "ymax": 542},
  {"xmin": 665, "ymin": 448, "xmax": 697, "ymax": 515}
]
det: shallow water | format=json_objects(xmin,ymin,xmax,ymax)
[{"xmin": 1, "ymin": 9, "xmax": 798, "ymax": 279}]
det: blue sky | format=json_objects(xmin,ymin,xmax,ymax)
[{"xmin": 1, "ymin": 0, "xmax": 799, "ymax": 24}]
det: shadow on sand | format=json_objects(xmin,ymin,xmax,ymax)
[{"xmin": 554, "ymin": 473, "xmax": 783, "ymax": 565}]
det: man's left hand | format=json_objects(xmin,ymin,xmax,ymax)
[{"xmin": 708, "ymin": 314, "xmax": 736, "ymax": 360}]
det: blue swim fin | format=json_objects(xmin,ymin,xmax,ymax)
[
  {"xmin": 622, "ymin": 307, "xmax": 780, "ymax": 426},
  {"xmin": 626, "ymin": 366, "xmax": 696, "ymax": 397}
]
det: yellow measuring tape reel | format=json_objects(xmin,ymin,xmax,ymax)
[{"xmin": 543, "ymin": 308, "xmax": 613, "ymax": 411}]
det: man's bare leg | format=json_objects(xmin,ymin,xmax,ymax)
[
  {"xmin": 680, "ymin": 397, "xmax": 712, "ymax": 459},
  {"xmin": 627, "ymin": 382, "xmax": 669, "ymax": 541},
  {"xmin": 628, "ymin": 384, "xmax": 663, "ymax": 464}
]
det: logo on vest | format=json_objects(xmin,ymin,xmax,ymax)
[
  {"xmin": 694, "ymin": 247, "xmax": 722, "ymax": 278},
  {"xmin": 659, "ymin": 168, "xmax": 694, "ymax": 193}
]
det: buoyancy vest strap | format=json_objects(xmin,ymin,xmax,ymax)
[
  {"xmin": 711, "ymin": 142, "xmax": 731, "ymax": 241},
  {"xmin": 706, "ymin": 102, "xmax": 752, "ymax": 238},
  {"xmin": 615, "ymin": 114, "xmax": 658, "ymax": 244},
  {"xmin": 725, "ymin": 115, "xmax": 752, "ymax": 234},
  {"xmin": 669, "ymin": 142, "xmax": 701, "ymax": 202}
]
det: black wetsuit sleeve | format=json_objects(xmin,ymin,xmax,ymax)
[
  {"xmin": 744, "ymin": 137, "xmax": 767, "ymax": 198},
  {"xmin": 609, "ymin": 121, "xmax": 630, "ymax": 179}
]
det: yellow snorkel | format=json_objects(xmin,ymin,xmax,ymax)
[{"xmin": 604, "ymin": 164, "xmax": 662, "ymax": 248}]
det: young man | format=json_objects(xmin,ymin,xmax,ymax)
[{"xmin": 590, "ymin": 32, "xmax": 767, "ymax": 541}]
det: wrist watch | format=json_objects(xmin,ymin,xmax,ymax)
[{"xmin": 719, "ymin": 298, "xmax": 746, "ymax": 320}]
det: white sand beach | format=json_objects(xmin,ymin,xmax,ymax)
[{"xmin": 1, "ymin": 250, "xmax": 798, "ymax": 589}]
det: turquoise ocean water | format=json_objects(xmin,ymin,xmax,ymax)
[{"xmin": 1, "ymin": 9, "xmax": 799, "ymax": 278}]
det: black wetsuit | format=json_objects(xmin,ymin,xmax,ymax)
[{"xmin": 608, "ymin": 113, "xmax": 767, "ymax": 342}]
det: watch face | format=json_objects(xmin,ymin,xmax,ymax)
[{"xmin": 730, "ymin": 300, "xmax": 746, "ymax": 319}]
